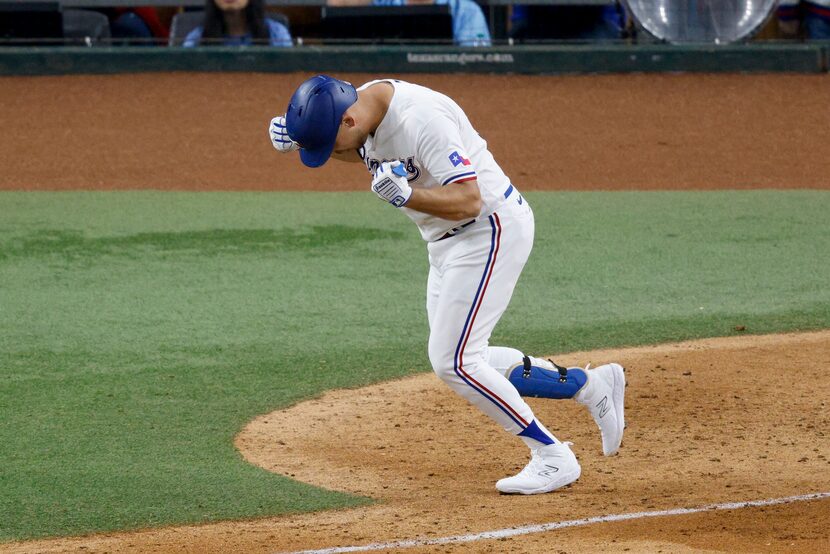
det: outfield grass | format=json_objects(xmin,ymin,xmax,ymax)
[{"xmin": 1, "ymin": 190, "xmax": 828, "ymax": 541}]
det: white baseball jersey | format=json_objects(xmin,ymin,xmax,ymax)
[{"xmin": 357, "ymin": 79, "xmax": 514, "ymax": 242}]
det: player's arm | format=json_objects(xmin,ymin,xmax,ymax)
[
  {"xmin": 405, "ymin": 180, "xmax": 481, "ymax": 220},
  {"xmin": 371, "ymin": 116, "xmax": 486, "ymax": 219},
  {"xmin": 371, "ymin": 161, "xmax": 481, "ymax": 220},
  {"xmin": 408, "ymin": 113, "xmax": 482, "ymax": 219}
]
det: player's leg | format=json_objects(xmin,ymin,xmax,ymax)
[
  {"xmin": 426, "ymin": 256, "xmax": 441, "ymax": 331},
  {"xmin": 426, "ymin": 204, "xmax": 579, "ymax": 494},
  {"xmin": 486, "ymin": 346, "xmax": 580, "ymax": 395},
  {"xmin": 485, "ymin": 347, "xmax": 626, "ymax": 456},
  {"xmin": 427, "ymin": 262, "xmax": 553, "ymax": 448},
  {"xmin": 470, "ymin": 195, "xmax": 625, "ymax": 457},
  {"xmin": 427, "ymin": 212, "xmax": 545, "ymax": 446}
]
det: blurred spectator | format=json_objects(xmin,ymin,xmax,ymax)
[
  {"xmin": 98, "ymin": 7, "xmax": 169, "ymax": 45},
  {"xmin": 510, "ymin": 4, "xmax": 625, "ymax": 41},
  {"xmin": 184, "ymin": 0, "xmax": 292, "ymax": 46},
  {"xmin": 778, "ymin": 1, "xmax": 830, "ymax": 39},
  {"xmin": 328, "ymin": 0, "xmax": 491, "ymax": 46}
]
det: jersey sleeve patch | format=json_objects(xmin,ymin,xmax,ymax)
[
  {"xmin": 448, "ymin": 150, "xmax": 472, "ymax": 167},
  {"xmin": 443, "ymin": 150, "xmax": 476, "ymax": 185}
]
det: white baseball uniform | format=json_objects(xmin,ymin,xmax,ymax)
[{"xmin": 358, "ymin": 79, "xmax": 558, "ymax": 447}]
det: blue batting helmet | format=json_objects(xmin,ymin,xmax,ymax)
[{"xmin": 285, "ymin": 75, "xmax": 358, "ymax": 168}]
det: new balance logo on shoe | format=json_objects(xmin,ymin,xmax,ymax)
[
  {"xmin": 596, "ymin": 396, "xmax": 610, "ymax": 418},
  {"xmin": 538, "ymin": 465, "xmax": 560, "ymax": 477}
]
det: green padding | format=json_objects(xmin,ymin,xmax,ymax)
[{"xmin": 0, "ymin": 44, "xmax": 827, "ymax": 76}]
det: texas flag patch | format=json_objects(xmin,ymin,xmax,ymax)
[{"xmin": 449, "ymin": 150, "xmax": 471, "ymax": 167}]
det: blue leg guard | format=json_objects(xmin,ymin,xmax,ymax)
[{"xmin": 508, "ymin": 356, "xmax": 587, "ymax": 399}]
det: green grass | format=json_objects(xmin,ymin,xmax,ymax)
[{"xmin": 0, "ymin": 190, "xmax": 828, "ymax": 541}]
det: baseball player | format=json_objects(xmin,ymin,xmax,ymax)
[{"xmin": 269, "ymin": 75, "xmax": 625, "ymax": 494}]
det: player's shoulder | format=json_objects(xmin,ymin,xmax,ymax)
[
  {"xmin": 389, "ymin": 81, "xmax": 458, "ymax": 120},
  {"xmin": 393, "ymin": 80, "xmax": 448, "ymax": 102},
  {"xmin": 368, "ymin": 79, "xmax": 462, "ymax": 143},
  {"xmin": 359, "ymin": 79, "xmax": 443, "ymax": 101}
]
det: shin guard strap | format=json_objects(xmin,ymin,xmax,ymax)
[
  {"xmin": 522, "ymin": 355, "xmax": 532, "ymax": 378},
  {"xmin": 509, "ymin": 362, "xmax": 587, "ymax": 399},
  {"xmin": 550, "ymin": 359, "xmax": 569, "ymax": 383}
]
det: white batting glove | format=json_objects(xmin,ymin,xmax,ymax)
[
  {"xmin": 269, "ymin": 115, "xmax": 299, "ymax": 153},
  {"xmin": 371, "ymin": 161, "xmax": 412, "ymax": 208}
]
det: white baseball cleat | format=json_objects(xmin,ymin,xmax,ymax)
[
  {"xmin": 496, "ymin": 441, "xmax": 581, "ymax": 495},
  {"xmin": 575, "ymin": 363, "xmax": 626, "ymax": 456}
]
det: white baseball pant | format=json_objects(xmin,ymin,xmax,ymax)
[{"xmin": 426, "ymin": 191, "xmax": 556, "ymax": 447}]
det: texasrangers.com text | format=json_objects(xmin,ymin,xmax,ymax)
[{"xmin": 406, "ymin": 52, "xmax": 515, "ymax": 65}]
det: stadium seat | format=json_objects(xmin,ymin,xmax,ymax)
[
  {"xmin": 320, "ymin": 5, "xmax": 453, "ymax": 43},
  {"xmin": 62, "ymin": 9, "xmax": 111, "ymax": 45},
  {"xmin": 168, "ymin": 10, "xmax": 290, "ymax": 46},
  {"xmin": 0, "ymin": 1, "xmax": 63, "ymax": 44}
]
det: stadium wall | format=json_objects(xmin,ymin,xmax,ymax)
[{"xmin": 0, "ymin": 44, "xmax": 828, "ymax": 76}]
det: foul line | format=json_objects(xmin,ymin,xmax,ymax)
[{"xmin": 277, "ymin": 491, "xmax": 830, "ymax": 554}]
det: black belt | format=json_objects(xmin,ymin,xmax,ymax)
[{"xmin": 436, "ymin": 219, "xmax": 476, "ymax": 241}]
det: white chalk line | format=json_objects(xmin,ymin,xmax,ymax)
[{"xmin": 276, "ymin": 491, "xmax": 830, "ymax": 554}]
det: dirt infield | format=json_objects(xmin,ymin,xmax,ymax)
[
  {"xmin": 4, "ymin": 332, "xmax": 829, "ymax": 553},
  {"xmin": 1, "ymin": 72, "xmax": 828, "ymax": 552},
  {"xmin": 234, "ymin": 331, "xmax": 830, "ymax": 554}
]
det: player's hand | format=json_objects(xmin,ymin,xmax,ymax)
[
  {"xmin": 269, "ymin": 115, "xmax": 299, "ymax": 153},
  {"xmin": 371, "ymin": 161, "xmax": 412, "ymax": 208}
]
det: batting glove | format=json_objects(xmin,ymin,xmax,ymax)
[
  {"xmin": 371, "ymin": 161, "xmax": 412, "ymax": 208},
  {"xmin": 269, "ymin": 115, "xmax": 299, "ymax": 153}
]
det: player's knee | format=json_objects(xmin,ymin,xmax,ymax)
[
  {"xmin": 428, "ymin": 342, "xmax": 488, "ymax": 382},
  {"xmin": 427, "ymin": 342, "xmax": 455, "ymax": 381},
  {"xmin": 428, "ymin": 357, "xmax": 455, "ymax": 382}
]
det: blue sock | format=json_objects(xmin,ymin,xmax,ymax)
[{"xmin": 518, "ymin": 419, "xmax": 555, "ymax": 446}]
